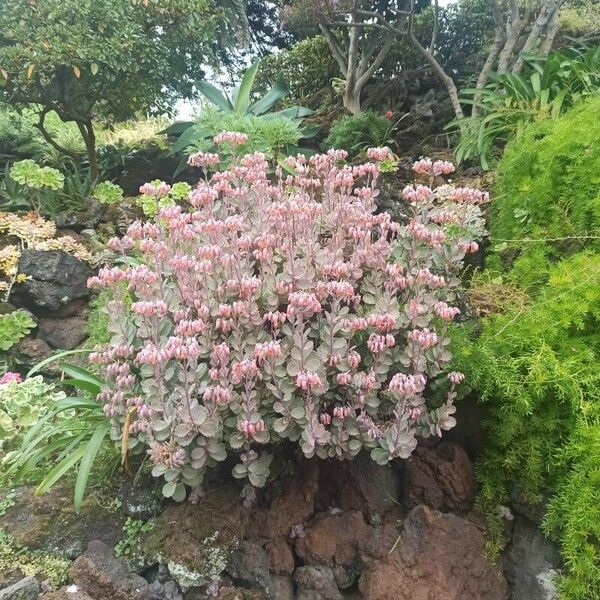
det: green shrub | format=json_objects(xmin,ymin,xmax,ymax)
[
  {"xmin": 322, "ymin": 111, "xmax": 395, "ymax": 158},
  {"xmin": 255, "ymin": 36, "xmax": 338, "ymax": 108},
  {"xmin": 490, "ymin": 96, "xmax": 600, "ymax": 277},
  {"xmin": 0, "ymin": 376, "xmax": 66, "ymax": 456},
  {"xmin": 0, "ymin": 310, "xmax": 35, "ymax": 352},
  {"xmin": 454, "ymin": 98, "xmax": 600, "ymax": 598},
  {"xmin": 450, "ymin": 47, "xmax": 600, "ymax": 168},
  {"xmin": 179, "ymin": 107, "xmax": 308, "ymax": 169}
]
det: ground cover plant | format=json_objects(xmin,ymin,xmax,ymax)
[{"xmin": 88, "ymin": 140, "xmax": 488, "ymax": 503}]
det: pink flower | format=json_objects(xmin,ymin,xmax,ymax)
[
  {"xmin": 0, "ymin": 372, "xmax": 22, "ymax": 384},
  {"xmin": 213, "ymin": 131, "xmax": 249, "ymax": 145},
  {"xmin": 367, "ymin": 147, "xmax": 393, "ymax": 161},
  {"xmin": 385, "ymin": 110, "xmax": 394, "ymax": 119},
  {"xmin": 188, "ymin": 151, "xmax": 220, "ymax": 168},
  {"xmin": 296, "ymin": 369, "xmax": 322, "ymax": 391},
  {"xmin": 447, "ymin": 371, "xmax": 465, "ymax": 384}
]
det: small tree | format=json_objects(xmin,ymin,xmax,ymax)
[
  {"xmin": 283, "ymin": 0, "xmax": 568, "ymax": 120},
  {"xmin": 282, "ymin": 1, "xmax": 398, "ymax": 114},
  {"xmin": 0, "ymin": 0, "xmax": 223, "ymax": 180}
]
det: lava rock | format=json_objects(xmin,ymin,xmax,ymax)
[
  {"xmin": 269, "ymin": 575, "xmax": 294, "ymax": 600},
  {"xmin": 13, "ymin": 250, "xmax": 92, "ymax": 315},
  {"xmin": 403, "ymin": 440, "xmax": 476, "ymax": 512},
  {"xmin": 502, "ymin": 517, "xmax": 561, "ymax": 600},
  {"xmin": 294, "ymin": 566, "xmax": 343, "ymax": 600},
  {"xmin": 0, "ymin": 486, "xmax": 124, "ymax": 559},
  {"xmin": 0, "ymin": 576, "xmax": 39, "ymax": 600},
  {"xmin": 264, "ymin": 539, "xmax": 295, "ymax": 575},
  {"xmin": 119, "ymin": 479, "xmax": 165, "ymax": 521},
  {"xmin": 55, "ymin": 201, "xmax": 105, "ymax": 232},
  {"xmin": 295, "ymin": 510, "xmax": 369, "ymax": 568},
  {"xmin": 359, "ymin": 505, "xmax": 508, "ymax": 600},
  {"xmin": 226, "ymin": 541, "xmax": 271, "ymax": 593},
  {"xmin": 69, "ymin": 540, "xmax": 149, "ymax": 600},
  {"xmin": 38, "ymin": 316, "xmax": 87, "ymax": 349},
  {"xmin": 12, "ymin": 337, "xmax": 53, "ymax": 369},
  {"xmin": 41, "ymin": 585, "xmax": 95, "ymax": 599},
  {"xmin": 317, "ymin": 452, "xmax": 401, "ymax": 518}
]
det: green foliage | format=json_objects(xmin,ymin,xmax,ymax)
[
  {"xmin": 9, "ymin": 159, "xmax": 64, "ymax": 190},
  {"xmin": 93, "ymin": 181, "xmax": 124, "ymax": 205},
  {"xmin": 114, "ymin": 517, "xmax": 154, "ymax": 570},
  {"xmin": 453, "ymin": 253, "xmax": 600, "ymax": 551},
  {"xmin": 0, "ymin": 0, "xmax": 224, "ymax": 174},
  {"xmin": 0, "ymin": 530, "xmax": 70, "ymax": 588},
  {"xmin": 168, "ymin": 60, "xmax": 318, "ymax": 168},
  {"xmin": 0, "ymin": 310, "xmax": 35, "ymax": 352},
  {"xmin": 322, "ymin": 111, "xmax": 396, "ymax": 158},
  {"xmin": 450, "ymin": 46, "xmax": 600, "ymax": 168},
  {"xmin": 0, "ymin": 106, "xmax": 46, "ymax": 164},
  {"xmin": 255, "ymin": 36, "xmax": 338, "ymax": 108},
  {"xmin": 491, "ymin": 96, "xmax": 600, "ymax": 275},
  {"xmin": 7, "ymin": 364, "xmax": 115, "ymax": 510},
  {"xmin": 178, "ymin": 107, "xmax": 311, "ymax": 169},
  {"xmin": 455, "ymin": 100, "xmax": 600, "ymax": 596},
  {"xmin": 0, "ymin": 376, "xmax": 66, "ymax": 455}
]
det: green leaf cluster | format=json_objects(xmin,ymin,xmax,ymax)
[
  {"xmin": 6, "ymin": 362, "xmax": 115, "ymax": 510},
  {"xmin": 322, "ymin": 111, "xmax": 396, "ymax": 159},
  {"xmin": 490, "ymin": 95, "xmax": 600, "ymax": 286},
  {"xmin": 0, "ymin": 309, "xmax": 35, "ymax": 352},
  {"xmin": 450, "ymin": 46, "xmax": 600, "ymax": 168},
  {"xmin": 0, "ymin": 376, "xmax": 65, "ymax": 454}
]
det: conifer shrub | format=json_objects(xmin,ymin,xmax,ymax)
[{"xmin": 88, "ymin": 140, "xmax": 487, "ymax": 503}]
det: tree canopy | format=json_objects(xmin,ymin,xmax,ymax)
[{"xmin": 0, "ymin": 0, "xmax": 224, "ymax": 178}]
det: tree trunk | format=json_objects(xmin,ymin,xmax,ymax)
[
  {"xmin": 343, "ymin": 86, "xmax": 362, "ymax": 114},
  {"xmin": 77, "ymin": 120, "xmax": 98, "ymax": 181}
]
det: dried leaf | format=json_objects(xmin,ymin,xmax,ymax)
[{"xmin": 73, "ymin": 65, "xmax": 81, "ymax": 78}]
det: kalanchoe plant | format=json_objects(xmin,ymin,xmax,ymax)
[{"xmin": 89, "ymin": 137, "xmax": 489, "ymax": 503}]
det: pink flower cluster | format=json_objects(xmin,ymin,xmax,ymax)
[
  {"xmin": 213, "ymin": 131, "xmax": 249, "ymax": 145},
  {"xmin": 412, "ymin": 158, "xmax": 455, "ymax": 177},
  {"xmin": 0, "ymin": 372, "xmax": 22, "ymax": 384},
  {"xmin": 90, "ymin": 146, "xmax": 487, "ymax": 500}
]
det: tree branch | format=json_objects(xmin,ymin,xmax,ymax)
[
  {"xmin": 472, "ymin": 0, "xmax": 506, "ymax": 116},
  {"xmin": 429, "ymin": 0, "xmax": 440, "ymax": 54},
  {"xmin": 356, "ymin": 32, "xmax": 395, "ymax": 89},
  {"xmin": 512, "ymin": 0, "xmax": 566, "ymax": 73},
  {"xmin": 34, "ymin": 108, "xmax": 81, "ymax": 159},
  {"xmin": 319, "ymin": 23, "xmax": 348, "ymax": 77}
]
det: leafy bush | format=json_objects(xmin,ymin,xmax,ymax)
[
  {"xmin": 168, "ymin": 61, "xmax": 318, "ymax": 170},
  {"xmin": 322, "ymin": 111, "xmax": 397, "ymax": 158},
  {"xmin": 0, "ymin": 309, "xmax": 35, "ymax": 352},
  {"xmin": 0, "ymin": 107, "xmax": 46, "ymax": 165},
  {"xmin": 255, "ymin": 36, "xmax": 338, "ymax": 108},
  {"xmin": 490, "ymin": 96, "xmax": 600, "ymax": 281},
  {"xmin": 451, "ymin": 99, "xmax": 600, "ymax": 597},
  {"xmin": 89, "ymin": 146, "xmax": 487, "ymax": 503},
  {"xmin": 176, "ymin": 107, "xmax": 311, "ymax": 170},
  {"xmin": 0, "ymin": 376, "xmax": 66, "ymax": 455},
  {"xmin": 450, "ymin": 46, "xmax": 600, "ymax": 168},
  {"xmin": 8, "ymin": 363, "xmax": 115, "ymax": 510},
  {"xmin": 452, "ymin": 253, "xmax": 600, "ymax": 586}
]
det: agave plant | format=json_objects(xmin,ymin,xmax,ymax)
[
  {"xmin": 8, "ymin": 358, "xmax": 115, "ymax": 510},
  {"xmin": 166, "ymin": 59, "xmax": 319, "ymax": 160}
]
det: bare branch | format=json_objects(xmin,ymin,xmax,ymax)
[
  {"xmin": 356, "ymin": 33, "xmax": 395, "ymax": 89},
  {"xmin": 429, "ymin": 0, "xmax": 440, "ymax": 54},
  {"xmin": 34, "ymin": 108, "xmax": 81, "ymax": 159},
  {"xmin": 319, "ymin": 23, "xmax": 348, "ymax": 77}
]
